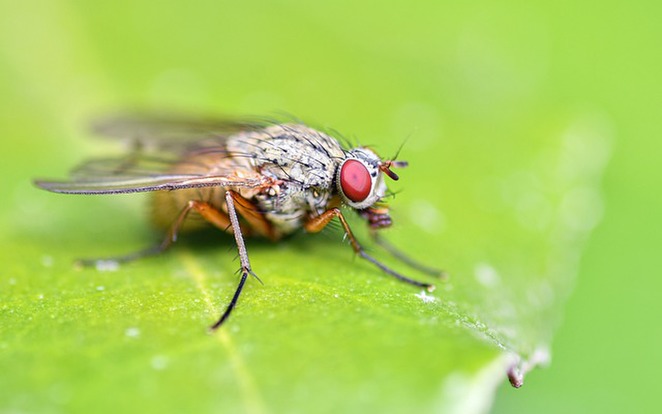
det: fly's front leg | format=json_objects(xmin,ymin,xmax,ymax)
[
  {"xmin": 77, "ymin": 199, "xmax": 234, "ymax": 268},
  {"xmin": 305, "ymin": 208, "xmax": 435, "ymax": 292},
  {"xmin": 209, "ymin": 190, "xmax": 258, "ymax": 330},
  {"xmin": 359, "ymin": 207, "xmax": 445, "ymax": 278},
  {"xmin": 370, "ymin": 231, "xmax": 446, "ymax": 279}
]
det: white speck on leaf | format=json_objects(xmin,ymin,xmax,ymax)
[
  {"xmin": 415, "ymin": 291, "xmax": 436, "ymax": 303},
  {"xmin": 96, "ymin": 285, "xmax": 105, "ymax": 292},
  {"xmin": 95, "ymin": 260, "xmax": 119, "ymax": 272}
]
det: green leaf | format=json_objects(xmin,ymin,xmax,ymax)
[{"xmin": 0, "ymin": 1, "xmax": 610, "ymax": 413}]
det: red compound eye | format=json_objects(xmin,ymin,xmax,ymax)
[{"xmin": 340, "ymin": 160, "xmax": 372, "ymax": 202}]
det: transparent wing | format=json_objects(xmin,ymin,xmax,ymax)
[
  {"xmin": 91, "ymin": 113, "xmax": 271, "ymax": 150},
  {"xmin": 35, "ymin": 149, "xmax": 270, "ymax": 194},
  {"xmin": 35, "ymin": 148, "xmax": 270, "ymax": 194},
  {"xmin": 35, "ymin": 114, "xmax": 274, "ymax": 195},
  {"xmin": 34, "ymin": 174, "xmax": 268, "ymax": 195}
]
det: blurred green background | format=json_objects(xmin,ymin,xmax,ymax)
[{"xmin": 1, "ymin": 1, "xmax": 660, "ymax": 413}]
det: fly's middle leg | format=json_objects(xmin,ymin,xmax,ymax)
[
  {"xmin": 78, "ymin": 192, "xmax": 260, "ymax": 329},
  {"xmin": 209, "ymin": 190, "xmax": 259, "ymax": 330},
  {"xmin": 305, "ymin": 208, "xmax": 435, "ymax": 292}
]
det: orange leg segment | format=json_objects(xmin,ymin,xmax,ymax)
[{"xmin": 228, "ymin": 191, "xmax": 277, "ymax": 240}]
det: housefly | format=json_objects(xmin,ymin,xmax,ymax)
[{"xmin": 34, "ymin": 115, "xmax": 442, "ymax": 329}]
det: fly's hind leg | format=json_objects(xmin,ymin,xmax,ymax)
[
  {"xmin": 76, "ymin": 200, "xmax": 234, "ymax": 269},
  {"xmin": 305, "ymin": 208, "xmax": 435, "ymax": 292},
  {"xmin": 78, "ymin": 191, "xmax": 262, "ymax": 329}
]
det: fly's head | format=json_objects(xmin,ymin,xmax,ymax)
[{"xmin": 336, "ymin": 148, "xmax": 407, "ymax": 229}]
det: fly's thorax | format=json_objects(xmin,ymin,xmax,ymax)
[
  {"xmin": 225, "ymin": 124, "xmax": 346, "ymax": 236},
  {"xmin": 336, "ymin": 148, "xmax": 387, "ymax": 210},
  {"xmin": 226, "ymin": 123, "xmax": 345, "ymax": 186}
]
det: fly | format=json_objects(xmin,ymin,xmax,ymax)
[{"xmin": 34, "ymin": 114, "xmax": 443, "ymax": 329}]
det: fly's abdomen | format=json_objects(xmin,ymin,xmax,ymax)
[
  {"xmin": 150, "ymin": 186, "xmax": 226, "ymax": 232},
  {"xmin": 149, "ymin": 151, "xmax": 235, "ymax": 232}
]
